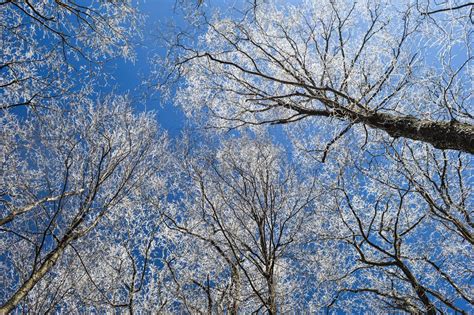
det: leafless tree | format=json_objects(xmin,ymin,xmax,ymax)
[
  {"xmin": 314, "ymin": 139, "xmax": 473, "ymax": 313},
  {"xmin": 0, "ymin": 96, "xmax": 169, "ymax": 313},
  {"xmin": 1, "ymin": 0, "xmax": 142, "ymax": 111},
  {"xmin": 159, "ymin": 0, "xmax": 473, "ymax": 312},
  {"xmin": 161, "ymin": 134, "xmax": 326, "ymax": 314},
  {"xmin": 165, "ymin": 0, "xmax": 473, "ymax": 153}
]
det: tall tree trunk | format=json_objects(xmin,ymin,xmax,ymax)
[
  {"xmin": 266, "ymin": 275, "xmax": 277, "ymax": 315},
  {"xmin": 303, "ymin": 102, "xmax": 474, "ymax": 153},
  {"xmin": 230, "ymin": 264, "xmax": 241, "ymax": 315},
  {"xmin": 0, "ymin": 233, "xmax": 74, "ymax": 313},
  {"xmin": 396, "ymin": 260, "xmax": 436, "ymax": 315},
  {"xmin": 361, "ymin": 112, "xmax": 474, "ymax": 154}
]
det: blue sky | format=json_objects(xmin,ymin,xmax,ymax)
[
  {"xmin": 105, "ymin": 0, "xmax": 189, "ymax": 136},
  {"xmin": 106, "ymin": 0, "xmax": 293, "ymax": 149}
]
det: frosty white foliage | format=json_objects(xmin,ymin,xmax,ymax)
[
  {"xmin": 1, "ymin": 0, "xmax": 142, "ymax": 110},
  {"xmin": 316, "ymin": 144, "xmax": 473, "ymax": 313},
  {"xmin": 0, "ymin": 96, "xmax": 170, "ymax": 313},
  {"xmin": 1, "ymin": 0, "xmax": 473, "ymax": 313},
  {"xmin": 162, "ymin": 0, "xmax": 473, "ymax": 312},
  {"xmin": 175, "ymin": 0, "xmax": 471, "ymax": 126},
  {"xmin": 162, "ymin": 134, "xmax": 337, "ymax": 313},
  {"xmin": 167, "ymin": 0, "xmax": 473, "ymax": 158}
]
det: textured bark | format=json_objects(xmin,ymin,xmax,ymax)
[
  {"xmin": 303, "ymin": 104, "xmax": 474, "ymax": 153},
  {"xmin": 282, "ymin": 98, "xmax": 473, "ymax": 153},
  {"xmin": 198, "ymin": 54, "xmax": 474, "ymax": 154},
  {"xmin": 362, "ymin": 113, "xmax": 474, "ymax": 154},
  {"xmin": 267, "ymin": 275, "xmax": 277, "ymax": 315},
  {"xmin": 230, "ymin": 265, "xmax": 241, "ymax": 315},
  {"xmin": 0, "ymin": 232, "xmax": 74, "ymax": 314},
  {"xmin": 396, "ymin": 260, "xmax": 436, "ymax": 315}
]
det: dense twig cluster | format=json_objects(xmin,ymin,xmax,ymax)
[{"xmin": 1, "ymin": 0, "xmax": 472, "ymax": 313}]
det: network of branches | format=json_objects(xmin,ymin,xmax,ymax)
[{"xmin": 1, "ymin": 0, "xmax": 473, "ymax": 314}]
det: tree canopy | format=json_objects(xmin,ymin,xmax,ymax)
[{"xmin": 1, "ymin": 0, "xmax": 473, "ymax": 313}]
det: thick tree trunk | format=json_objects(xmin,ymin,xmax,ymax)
[
  {"xmin": 230, "ymin": 265, "xmax": 241, "ymax": 315},
  {"xmin": 0, "ymin": 234, "xmax": 72, "ymax": 314},
  {"xmin": 288, "ymin": 100, "xmax": 474, "ymax": 153},
  {"xmin": 396, "ymin": 260, "xmax": 436, "ymax": 315},
  {"xmin": 362, "ymin": 113, "xmax": 474, "ymax": 154},
  {"xmin": 266, "ymin": 275, "xmax": 277, "ymax": 315}
]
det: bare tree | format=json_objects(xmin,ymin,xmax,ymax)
[
  {"xmin": 313, "ymin": 140, "xmax": 473, "ymax": 314},
  {"xmin": 161, "ymin": 134, "xmax": 326, "ymax": 314},
  {"xmin": 159, "ymin": 1, "xmax": 473, "ymax": 312},
  {"xmin": 2, "ymin": 0, "xmax": 472, "ymax": 313},
  {"xmin": 416, "ymin": 0, "xmax": 474, "ymax": 15},
  {"xmin": 1, "ymin": 0, "xmax": 142, "ymax": 111},
  {"xmin": 165, "ymin": 0, "xmax": 473, "ymax": 153},
  {"xmin": 0, "ymin": 96, "xmax": 169, "ymax": 313}
]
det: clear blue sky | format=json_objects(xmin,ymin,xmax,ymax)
[
  {"xmin": 106, "ymin": 0, "xmax": 190, "ymax": 137},
  {"xmin": 107, "ymin": 0, "xmax": 292, "ymax": 146}
]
